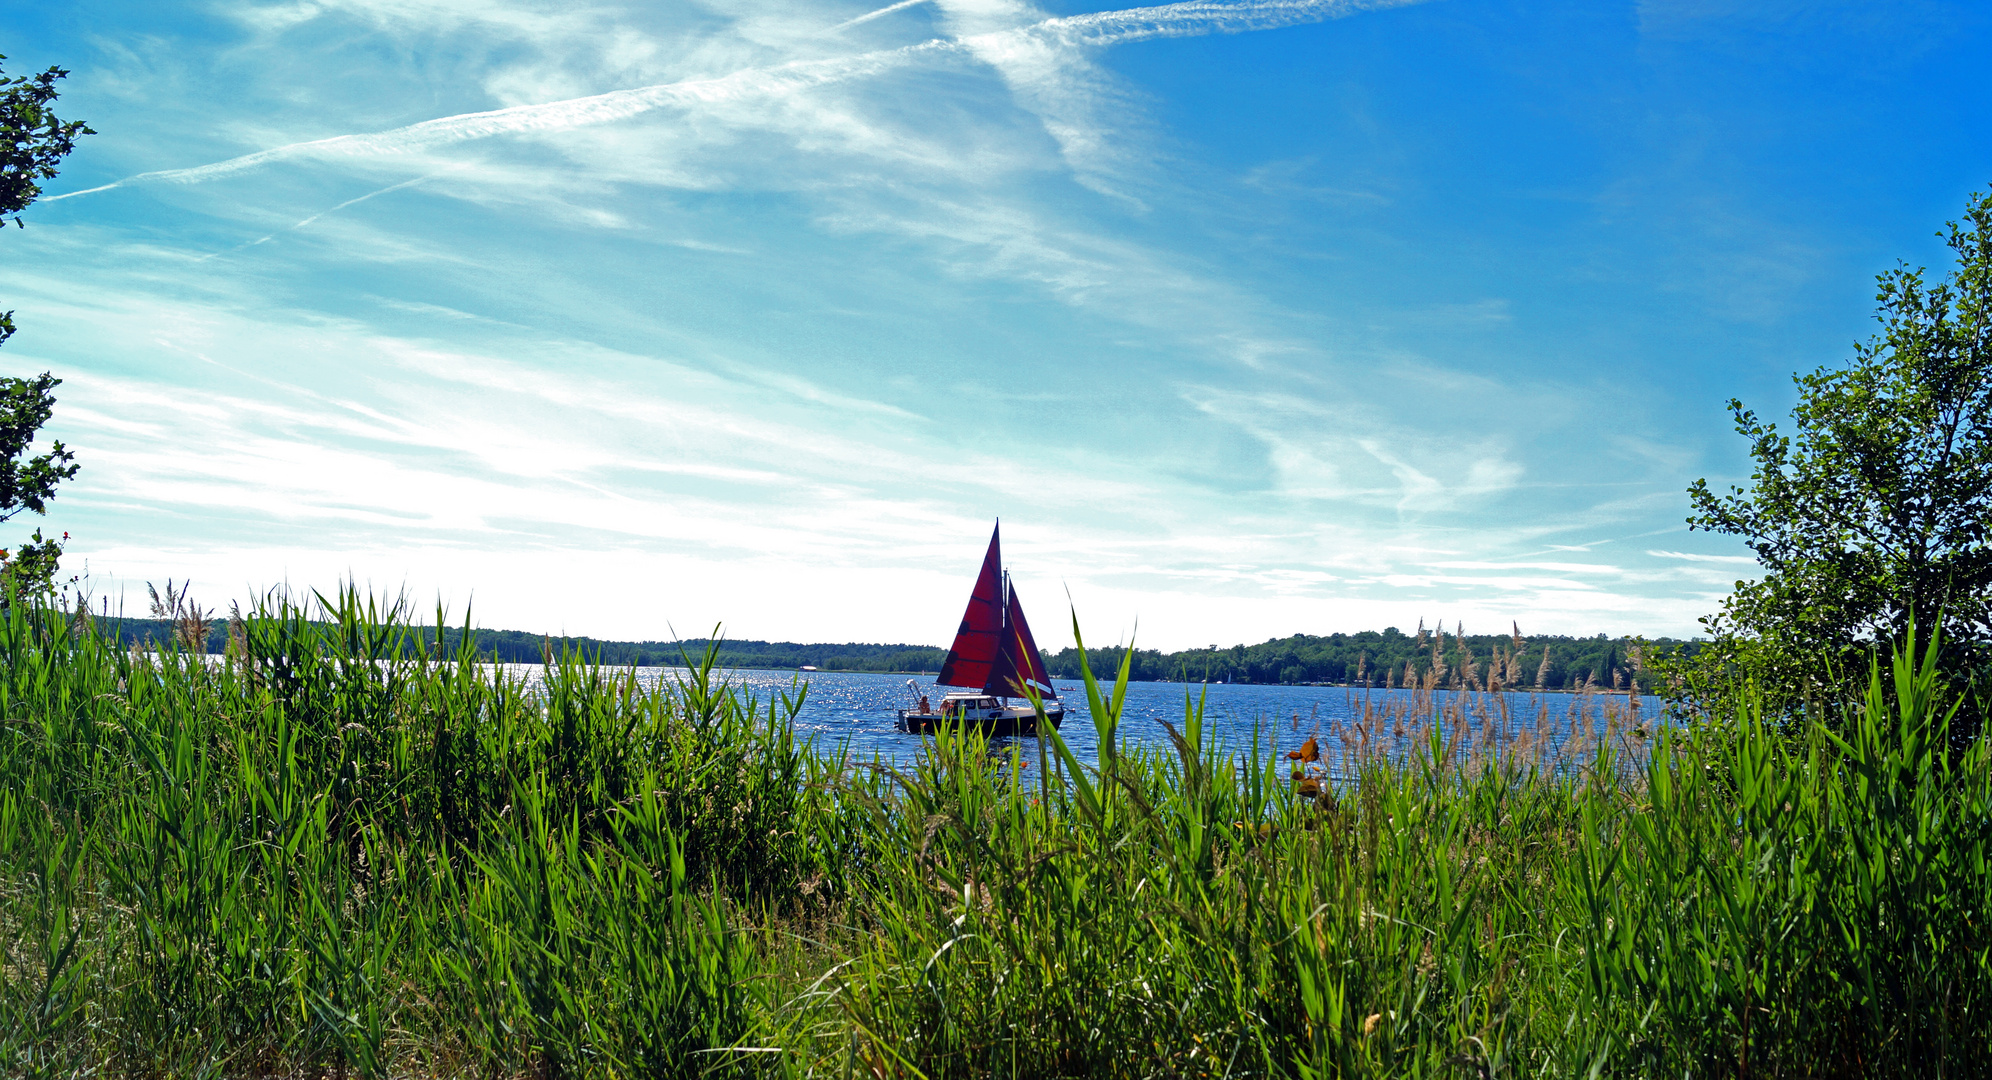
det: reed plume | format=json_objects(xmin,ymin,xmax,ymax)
[{"xmin": 146, "ymin": 578, "xmax": 214, "ymax": 652}]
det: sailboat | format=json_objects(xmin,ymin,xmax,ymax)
[{"xmin": 897, "ymin": 522, "xmax": 1064, "ymax": 736}]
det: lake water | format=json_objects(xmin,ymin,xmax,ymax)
[{"xmin": 623, "ymin": 667, "xmax": 1666, "ymax": 775}]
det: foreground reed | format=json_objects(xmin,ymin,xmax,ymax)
[{"xmin": 1, "ymin": 591, "xmax": 1987, "ymax": 1077}]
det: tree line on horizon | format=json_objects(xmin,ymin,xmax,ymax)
[
  {"xmin": 1043, "ymin": 625, "xmax": 1683, "ymax": 693},
  {"xmin": 96, "ymin": 614, "xmax": 1684, "ymax": 694},
  {"xmin": 93, "ymin": 617, "xmax": 945, "ymax": 673}
]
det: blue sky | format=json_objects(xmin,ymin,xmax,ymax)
[{"xmin": 4, "ymin": 0, "xmax": 1989, "ymax": 649}]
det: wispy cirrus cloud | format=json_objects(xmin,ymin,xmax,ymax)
[{"xmin": 49, "ymin": 0, "xmax": 1424, "ymax": 202}]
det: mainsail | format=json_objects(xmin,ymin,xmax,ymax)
[
  {"xmin": 935, "ymin": 523, "xmax": 1058, "ymax": 701},
  {"xmin": 935, "ymin": 524, "xmax": 1004, "ymax": 692}
]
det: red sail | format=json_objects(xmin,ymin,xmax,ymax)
[
  {"xmin": 993, "ymin": 587, "xmax": 1058, "ymax": 700},
  {"xmin": 935, "ymin": 524, "xmax": 1003, "ymax": 691}
]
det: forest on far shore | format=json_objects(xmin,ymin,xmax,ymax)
[
  {"xmin": 1042, "ymin": 627, "xmax": 1685, "ymax": 694},
  {"xmin": 96, "ymin": 617, "xmax": 1686, "ymax": 693}
]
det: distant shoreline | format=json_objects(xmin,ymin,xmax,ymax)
[
  {"xmin": 98, "ymin": 615, "xmax": 1683, "ymax": 694},
  {"xmin": 647, "ymin": 668, "xmax": 1654, "ymax": 697}
]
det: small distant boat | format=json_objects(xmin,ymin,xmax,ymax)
[
  {"xmin": 799, "ymin": 665, "xmax": 818, "ymax": 672},
  {"xmin": 898, "ymin": 522, "xmax": 1064, "ymax": 736}
]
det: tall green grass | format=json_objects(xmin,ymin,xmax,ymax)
[
  {"xmin": 0, "ymin": 588, "xmax": 823, "ymax": 1077},
  {"xmin": 1, "ymin": 592, "xmax": 1987, "ymax": 1077}
]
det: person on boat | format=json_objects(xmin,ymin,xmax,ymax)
[{"xmin": 919, "ymin": 694, "xmax": 931, "ymax": 713}]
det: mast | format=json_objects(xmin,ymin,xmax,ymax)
[{"xmin": 1000, "ymin": 570, "xmax": 1011, "ymax": 701}]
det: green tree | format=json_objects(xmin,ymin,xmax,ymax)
[
  {"xmin": 0, "ymin": 54, "xmax": 89, "ymax": 596},
  {"xmin": 0, "ymin": 372, "xmax": 77, "ymax": 592},
  {"xmin": 1679, "ymin": 187, "xmax": 1992, "ymax": 727}
]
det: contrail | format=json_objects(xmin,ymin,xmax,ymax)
[
  {"xmin": 828, "ymin": 0, "xmax": 932, "ymax": 34},
  {"xmin": 44, "ymin": 44, "xmax": 945, "ymax": 200},
  {"xmin": 197, "ymin": 172, "xmax": 447, "ymax": 260},
  {"xmin": 46, "ymin": 0, "xmax": 1423, "ymax": 202},
  {"xmin": 1035, "ymin": 0, "xmax": 1416, "ymax": 45}
]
